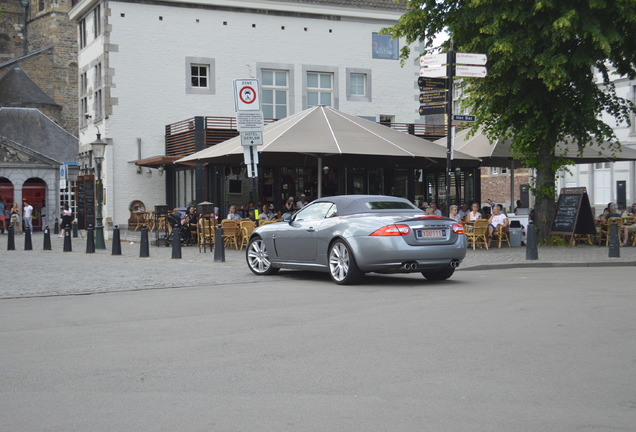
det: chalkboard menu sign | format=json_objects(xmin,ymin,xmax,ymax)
[
  {"xmin": 76, "ymin": 175, "xmax": 95, "ymax": 230},
  {"xmin": 550, "ymin": 187, "xmax": 596, "ymax": 236}
]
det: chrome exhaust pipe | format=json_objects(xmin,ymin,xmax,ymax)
[
  {"xmin": 450, "ymin": 260, "xmax": 460, "ymax": 268},
  {"xmin": 402, "ymin": 262, "xmax": 418, "ymax": 270}
]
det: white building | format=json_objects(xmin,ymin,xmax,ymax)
[
  {"xmin": 557, "ymin": 75, "xmax": 636, "ymax": 214},
  {"xmin": 68, "ymin": 0, "xmax": 424, "ymax": 227}
]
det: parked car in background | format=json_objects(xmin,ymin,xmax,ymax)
[{"xmin": 246, "ymin": 195, "xmax": 467, "ymax": 285}]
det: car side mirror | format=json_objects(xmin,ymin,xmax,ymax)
[{"xmin": 283, "ymin": 212, "xmax": 292, "ymax": 223}]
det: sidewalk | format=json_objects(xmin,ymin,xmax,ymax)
[{"xmin": 0, "ymin": 230, "xmax": 634, "ymax": 298}]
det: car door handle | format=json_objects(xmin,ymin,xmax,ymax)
[{"xmin": 306, "ymin": 227, "xmax": 315, "ymax": 232}]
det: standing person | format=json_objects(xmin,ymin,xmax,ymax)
[
  {"xmin": 296, "ymin": 194, "xmax": 308, "ymax": 209},
  {"xmin": 59, "ymin": 204, "xmax": 73, "ymax": 238},
  {"xmin": 0, "ymin": 199, "xmax": 5, "ymax": 234},
  {"xmin": 23, "ymin": 200, "xmax": 34, "ymax": 233},
  {"xmin": 10, "ymin": 202, "xmax": 21, "ymax": 234}
]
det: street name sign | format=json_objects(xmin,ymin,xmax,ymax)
[
  {"xmin": 419, "ymin": 52, "xmax": 448, "ymax": 67},
  {"xmin": 456, "ymin": 52, "xmax": 488, "ymax": 66},
  {"xmin": 452, "ymin": 114, "xmax": 476, "ymax": 122},
  {"xmin": 419, "ymin": 65, "xmax": 448, "ymax": 78},
  {"xmin": 455, "ymin": 65, "xmax": 487, "ymax": 78},
  {"xmin": 233, "ymin": 78, "xmax": 261, "ymax": 111},
  {"xmin": 240, "ymin": 130, "xmax": 263, "ymax": 146}
]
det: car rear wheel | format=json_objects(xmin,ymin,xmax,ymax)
[
  {"xmin": 328, "ymin": 240, "xmax": 362, "ymax": 285},
  {"xmin": 246, "ymin": 237, "xmax": 279, "ymax": 275},
  {"xmin": 421, "ymin": 267, "xmax": 455, "ymax": 281}
]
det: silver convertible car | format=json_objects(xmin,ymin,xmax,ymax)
[{"xmin": 246, "ymin": 195, "xmax": 467, "ymax": 285}]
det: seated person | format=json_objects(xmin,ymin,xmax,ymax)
[
  {"xmin": 465, "ymin": 202, "xmax": 482, "ymax": 222},
  {"xmin": 283, "ymin": 197, "xmax": 297, "ymax": 213},
  {"xmin": 487, "ymin": 204, "xmax": 509, "ymax": 238},
  {"xmin": 621, "ymin": 222, "xmax": 636, "ymax": 246},
  {"xmin": 181, "ymin": 206, "xmax": 198, "ymax": 243},
  {"xmin": 258, "ymin": 203, "xmax": 275, "ymax": 221},
  {"xmin": 226, "ymin": 205, "xmax": 242, "ymax": 220},
  {"xmin": 599, "ymin": 202, "xmax": 621, "ymax": 223}
]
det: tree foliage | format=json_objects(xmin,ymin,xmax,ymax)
[{"xmin": 384, "ymin": 0, "xmax": 636, "ymax": 238}]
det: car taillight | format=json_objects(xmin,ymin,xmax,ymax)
[
  {"xmin": 370, "ymin": 224, "xmax": 411, "ymax": 236},
  {"xmin": 452, "ymin": 223, "xmax": 465, "ymax": 234}
]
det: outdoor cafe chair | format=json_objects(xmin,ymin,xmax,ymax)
[
  {"xmin": 239, "ymin": 220, "xmax": 256, "ymax": 250},
  {"xmin": 491, "ymin": 224, "xmax": 511, "ymax": 248},
  {"xmin": 197, "ymin": 217, "xmax": 215, "ymax": 253},
  {"xmin": 598, "ymin": 217, "xmax": 623, "ymax": 246},
  {"xmin": 221, "ymin": 219, "xmax": 240, "ymax": 250},
  {"xmin": 464, "ymin": 219, "xmax": 489, "ymax": 250}
]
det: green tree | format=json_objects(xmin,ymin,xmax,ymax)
[{"xmin": 385, "ymin": 0, "xmax": 636, "ymax": 239}]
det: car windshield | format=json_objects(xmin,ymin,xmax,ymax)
[{"xmin": 365, "ymin": 201, "xmax": 415, "ymax": 210}]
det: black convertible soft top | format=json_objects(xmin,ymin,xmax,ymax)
[{"xmin": 311, "ymin": 195, "xmax": 422, "ymax": 216}]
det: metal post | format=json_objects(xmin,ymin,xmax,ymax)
[
  {"xmin": 609, "ymin": 220, "xmax": 620, "ymax": 258},
  {"xmin": 24, "ymin": 230, "xmax": 32, "ymax": 250},
  {"xmin": 140, "ymin": 226, "xmax": 150, "ymax": 258},
  {"xmin": 445, "ymin": 50, "xmax": 455, "ymax": 213},
  {"xmin": 63, "ymin": 226, "xmax": 72, "ymax": 252},
  {"xmin": 95, "ymin": 162, "xmax": 106, "ymax": 249},
  {"xmin": 43, "ymin": 226, "xmax": 51, "ymax": 251},
  {"xmin": 112, "ymin": 225, "xmax": 122, "ymax": 255},
  {"xmin": 525, "ymin": 221, "xmax": 538, "ymax": 260},
  {"xmin": 7, "ymin": 225, "xmax": 15, "ymax": 251},
  {"xmin": 86, "ymin": 225, "xmax": 95, "ymax": 253},
  {"xmin": 214, "ymin": 226, "xmax": 225, "ymax": 262},
  {"xmin": 171, "ymin": 222, "xmax": 182, "ymax": 259}
]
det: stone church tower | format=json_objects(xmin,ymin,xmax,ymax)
[{"xmin": 0, "ymin": 0, "xmax": 78, "ymax": 136}]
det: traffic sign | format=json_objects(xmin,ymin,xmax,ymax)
[
  {"xmin": 419, "ymin": 52, "xmax": 448, "ymax": 67},
  {"xmin": 455, "ymin": 65, "xmax": 487, "ymax": 78},
  {"xmin": 233, "ymin": 79, "xmax": 261, "ymax": 111},
  {"xmin": 418, "ymin": 77, "xmax": 448, "ymax": 90},
  {"xmin": 236, "ymin": 111, "xmax": 264, "ymax": 132},
  {"xmin": 456, "ymin": 52, "xmax": 487, "ymax": 66},
  {"xmin": 419, "ymin": 90, "xmax": 446, "ymax": 104},
  {"xmin": 419, "ymin": 105, "xmax": 447, "ymax": 116},
  {"xmin": 240, "ymin": 131, "xmax": 263, "ymax": 146},
  {"xmin": 419, "ymin": 65, "xmax": 448, "ymax": 78},
  {"xmin": 452, "ymin": 114, "xmax": 476, "ymax": 122}
]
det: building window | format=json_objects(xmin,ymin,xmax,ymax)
[
  {"xmin": 80, "ymin": 97, "xmax": 88, "ymax": 126},
  {"xmin": 93, "ymin": 5, "xmax": 102, "ymax": 38},
  {"xmin": 307, "ymin": 72, "xmax": 333, "ymax": 107},
  {"xmin": 186, "ymin": 57, "xmax": 215, "ymax": 95},
  {"xmin": 490, "ymin": 167, "xmax": 508, "ymax": 175},
  {"xmin": 80, "ymin": 71, "xmax": 88, "ymax": 95},
  {"xmin": 346, "ymin": 68, "xmax": 372, "ymax": 102},
  {"xmin": 262, "ymin": 70, "xmax": 288, "ymax": 119},
  {"xmin": 79, "ymin": 19, "xmax": 87, "ymax": 49},
  {"xmin": 94, "ymin": 62, "xmax": 101, "ymax": 87},
  {"xmin": 191, "ymin": 65, "xmax": 208, "ymax": 88},
  {"xmin": 94, "ymin": 89, "xmax": 102, "ymax": 119}
]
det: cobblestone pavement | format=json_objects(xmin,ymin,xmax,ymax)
[{"xmin": 1, "ymin": 230, "xmax": 634, "ymax": 298}]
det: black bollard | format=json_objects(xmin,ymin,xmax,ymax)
[
  {"xmin": 112, "ymin": 225, "xmax": 122, "ymax": 255},
  {"xmin": 72, "ymin": 221, "xmax": 78, "ymax": 238},
  {"xmin": 86, "ymin": 225, "xmax": 95, "ymax": 253},
  {"xmin": 24, "ymin": 230, "xmax": 33, "ymax": 251},
  {"xmin": 525, "ymin": 221, "xmax": 538, "ymax": 260},
  {"xmin": 43, "ymin": 226, "xmax": 51, "ymax": 250},
  {"xmin": 7, "ymin": 225, "xmax": 15, "ymax": 251},
  {"xmin": 214, "ymin": 226, "xmax": 225, "ymax": 262},
  {"xmin": 171, "ymin": 222, "xmax": 182, "ymax": 259},
  {"xmin": 63, "ymin": 225, "xmax": 72, "ymax": 252},
  {"xmin": 140, "ymin": 226, "xmax": 150, "ymax": 258},
  {"xmin": 609, "ymin": 219, "xmax": 620, "ymax": 258},
  {"xmin": 54, "ymin": 218, "xmax": 59, "ymax": 235}
]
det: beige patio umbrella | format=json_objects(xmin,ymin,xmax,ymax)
[{"xmin": 177, "ymin": 106, "xmax": 479, "ymax": 197}]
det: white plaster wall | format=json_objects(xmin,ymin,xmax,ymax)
[{"xmin": 84, "ymin": 1, "xmax": 421, "ymax": 225}]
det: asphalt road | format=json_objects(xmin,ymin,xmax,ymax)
[{"xmin": 1, "ymin": 267, "xmax": 635, "ymax": 432}]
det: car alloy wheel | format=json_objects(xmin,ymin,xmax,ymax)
[
  {"xmin": 246, "ymin": 237, "xmax": 279, "ymax": 275},
  {"xmin": 328, "ymin": 240, "xmax": 362, "ymax": 285}
]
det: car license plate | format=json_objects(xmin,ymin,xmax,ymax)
[{"xmin": 416, "ymin": 229, "xmax": 446, "ymax": 239}]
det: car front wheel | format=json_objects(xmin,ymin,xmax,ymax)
[
  {"xmin": 328, "ymin": 240, "xmax": 363, "ymax": 285},
  {"xmin": 246, "ymin": 237, "xmax": 279, "ymax": 275},
  {"xmin": 421, "ymin": 267, "xmax": 455, "ymax": 281}
]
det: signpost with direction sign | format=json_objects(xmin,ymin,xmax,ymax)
[{"xmin": 417, "ymin": 51, "xmax": 487, "ymax": 212}]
